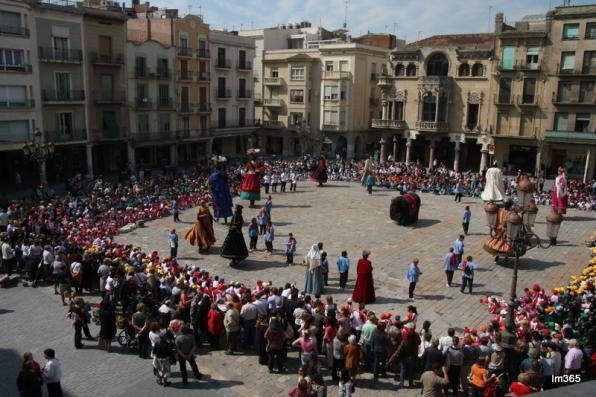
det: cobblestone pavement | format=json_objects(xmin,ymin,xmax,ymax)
[{"xmin": 1, "ymin": 182, "xmax": 594, "ymax": 397}]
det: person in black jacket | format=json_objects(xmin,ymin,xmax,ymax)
[
  {"xmin": 152, "ymin": 330, "xmax": 176, "ymax": 386},
  {"xmin": 16, "ymin": 361, "xmax": 43, "ymax": 397},
  {"xmin": 195, "ymin": 294, "xmax": 211, "ymax": 347}
]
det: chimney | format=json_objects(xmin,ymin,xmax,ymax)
[{"xmin": 494, "ymin": 12, "xmax": 504, "ymax": 34}]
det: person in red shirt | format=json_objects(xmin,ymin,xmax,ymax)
[
  {"xmin": 207, "ymin": 303, "xmax": 223, "ymax": 349},
  {"xmin": 351, "ymin": 250, "xmax": 375, "ymax": 304}
]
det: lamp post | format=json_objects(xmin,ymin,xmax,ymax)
[
  {"xmin": 392, "ymin": 136, "xmax": 398, "ymax": 162},
  {"xmin": 379, "ymin": 137, "xmax": 386, "ymax": 162},
  {"xmin": 22, "ymin": 128, "xmax": 54, "ymax": 185}
]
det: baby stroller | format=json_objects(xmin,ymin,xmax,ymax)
[{"xmin": 116, "ymin": 315, "xmax": 138, "ymax": 352}]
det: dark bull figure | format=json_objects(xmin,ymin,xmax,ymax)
[{"xmin": 390, "ymin": 192, "xmax": 421, "ymax": 226}]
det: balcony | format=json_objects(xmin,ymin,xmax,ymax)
[
  {"xmin": 494, "ymin": 93, "xmax": 514, "ymax": 106},
  {"xmin": 263, "ymin": 98, "xmax": 282, "ymax": 107},
  {"xmin": 264, "ymin": 77, "xmax": 282, "ymax": 86},
  {"xmin": 197, "ymin": 49, "xmax": 210, "ymax": 59},
  {"xmin": 94, "ymin": 90, "xmax": 125, "ymax": 104},
  {"xmin": 39, "ymin": 47, "xmax": 82, "ymax": 63},
  {"xmin": 93, "ymin": 128, "xmax": 127, "ymax": 141},
  {"xmin": 322, "ymin": 123, "xmax": 345, "ymax": 131},
  {"xmin": 544, "ymin": 130, "xmax": 596, "ymax": 144},
  {"xmin": 237, "ymin": 61, "xmax": 252, "ymax": 71},
  {"xmin": 214, "ymin": 89, "xmax": 232, "ymax": 100},
  {"xmin": 377, "ymin": 75, "xmax": 392, "ymax": 87},
  {"xmin": 134, "ymin": 67, "xmax": 150, "ymax": 78},
  {"xmin": 323, "ymin": 71, "xmax": 351, "ymax": 79},
  {"xmin": 557, "ymin": 64, "xmax": 596, "ymax": 77},
  {"xmin": 212, "ymin": 119, "xmax": 256, "ymax": 130},
  {"xmin": 371, "ymin": 119, "xmax": 406, "ymax": 129},
  {"xmin": 552, "ymin": 91, "xmax": 595, "ymax": 106},
  {"xmin": 46, "ymin": 129, "xmax": 87, "ymax": 143},
  {"xmin": 197, "ymin": 72, "xmax": 210, "ymax": 81},
  {"xmin": 177, "ymin": 47, "xmax": 193, "ymax": 57},
  {"xmin": 415, "ymin": 121, "xmax": 449, "ymax": 132},
  {"xmin": 156, "ymin": 97, "xmax": 175, "ymax": 110},
  {"xmin": 0, "ymin": 63, "xmax": 32, "ymax": 73},
  {"xmin": 155, "ymin": 69, "xmax": 170, "ymax": 79},
  {"xmin": 215, "ymin": 59, "xmax": 232, "ymax": 69},
  {"xmin": 369, "ymin": 97, "xmax": 379, "ymax": 106},
  {"xmin": 197, "ymin": 103, "xmax": 212, "ymax": 113},
  {"xmin": 237, "ymin": 90, "xmax": 252, "ymax": 100},
  {"xmin": 262, "ymin": 120, "xmax": 283, "ymax": 129},
  {"xmin": 133, "ymin": 131, "xmax": 176, "ymax": 143},
  {"xmin": 42, "ymin": 90, "xmax": 85, "ymax": 103},
  {"xmin": 0, "ymin": 25, "xmax": 29, "ymax": 37},
  {"xmin": 0, "ymin": 99, "xmax": 35, "ymax": 109},
  {"xmin": 498, "ymin": 60, "xmax": 542, "ymax": 72},
  {"xmin": 177, "ymin": 71, "xmax": 194, "ymax": 81},
  {"xmin": 134, "ymin": 97, "xmax": 153, "ymax": 110},
  {"xmin": 177, "ymin": 103, "xmax": 195, "ymax": 113},
  {"xmin": 417, "ymin": 76, "xmax": 452, "ymax": 90},
  {"xmin": 516, "ymin": 94, "xmax": 540, "ymax": 107},
  {"xmin": 90, "ymin": 52, "xmax": 124, "ymax": 67}
]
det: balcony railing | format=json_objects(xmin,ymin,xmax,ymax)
[
  {"xmin": 552, "ymin": 91, "xmax": 595, "ymax": 105},
  {"xmin": 93, "ymin": 90, "xmax": 126, "ymax": 104},
  {"xmin": 90, "ymin": 52, "xmax": 124, "ymax": 66},
  {"xmin": 93, "ymin": 128, "xmax": 127, "ymax": 141},
  {"xmin": 371, "ymin": 119, "xmax": 406, "ymax": 129},
  {"xmin": 134, "ymin": 97, "xmax": 153, "ymax": 109},
  {"xmin": 494, "ymin": 93, "xmax": 514, "ymax": 105},
  {"xmin": 46, "ymin": 129, "xmax": 87, "ymax": 142},
  {"xmin": 214, "ymin": 89, "xmax": 232, "ymax": 99},
  {"xmin": 216, "ymin": 59, "xmax": 232, "ymax": 69},
  {"xmin": 516, "ymin": 94, "xmax": 540, "ymax": 106},
  {"xmin": 544, "ymin": 130, "xmax": 596, "ymax": 144},
  {"xmin": 263, "ymin": 98, "xmax": 282, "ymax": 106},
  {"xmin": 177, "ymin": 103, "xmax": 195, "ymax": 113},
  {"xmin": 197, "ymin": 49, "xmax": 210, "ymax": 59},
  {"xmin": 377, "ymin": 75, "xmax": 392, "ymax": 86},
  {"xmin": 237, "ymin": 61, "xmax": 252, "ymax": 70},
  {"xmin": 133, "ymin": 131, "xmax": 176, "ymax": 143},
  {"xmin": 39, "ymin": 47, "xmax": 82, "ymax": 63},
  {"xmin": 0, "ymin": 63, "xmax": 32, "ymax": 72},
  {"xmin": 0, "ymin": 25, "xmax": 29, "ymax": 37},
  {"xmin": 155, "ymin": 69, "xmax": 170, "ymax": 79},
  {"xmin": 322, "ymin": 123, "xmax": 346, "ymax": 131},
  {"xmin": 42, "ymin": 90, "xmax": 85, "ymax": 102},
  {"xmin": 415, "ymin": 121, "xmax": 449, "ymax": 131},
  {"xmin": 197, "ymin": 103, "xmax": 212, "ymax": 113},
  {"xmin": 212, "ymin": 119, "xmax": 256, "ymax": 129},
  {"xmin": 0, "ymin": 99, "xmax": 35, "ymax": 109},
  {"xmin": 417, "ymin": 76, "xmax": 452, "ymax": 87},
  {"xmin": 557, "ymin": 64, "xmax": 596, "ymax": 76},
  {"xmin": 177, "ymin": 47, "xmax": 193, "ymax": 57},
  {"xmin": 197, "ymin": 71, "xmax": 210, "ymax": 81},
  {"xmin": 262, "ymin": 120, "xmax": 283, "ymax": 129},
  {"xmin": 237, "ymin": 90, "xmax": 252, "ymax": 99},
  {"xmin": 156, "ymin": 97, "xmax": 175, "ymax": 109},
  {"xmin": 177, "ymin": 71, "xmax": 194, "ymax": 81},
  {"xmin": 498, "ymin": 60, "xmax": 542, "ymax": 72},
  {"xmin": 134, "ymin": 67, "xmax": 149, "ymax": 78},
  {"xmin": 264, "ymin": 77, "xmax": 282, "ymax": 85},
  {"xmin": 323, "ymin": 71, "xmax": 350, "ymax": 79}
]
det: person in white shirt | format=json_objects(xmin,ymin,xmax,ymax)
[
  {"xmin": 290, "ymin": 171, "xmax": 298, "ymax": 192},
  {"xmin": 1, "ymin": 237, "xmax": 15, "ymax": 275},
  {"xmin": 564, "ymin": 339, "xmax": 583, "ymax": 375},
  {"xmin": 280, "ymin": 171, "xmax": 288, "ymax": 192},
  {"xmin": 43, "ymin": 348, "xmax": 63, "ymax": 397},
  {"xmin": 0, "ymin": 209, "xmax": 8, "ymax": 232},
  {"xmin": 439, "ymin": 328, "xmax": 455, "ymax": 353},
  {"xmin": 262, "ymin": 173, "xmax": 271, "ymax": 194}
]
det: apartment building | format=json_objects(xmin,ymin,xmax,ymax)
[
  {"xmin": 36, "ymin": 2, "xmax": 87, "ymax": 179},
  {"xmin": 174, "ymin": 14, "xmax": 211, "ymax": 163},
  {"xmin": 83, "ymin": 4, "xmax": 128, "ymax": 174},
  {"xmin": 209, "ymin": 30, "xmax": 257, "ymax": 157},
  {"xmin": 375, "ymin": 34, "xmax": 495, "ymax": 171},
  {"xmin": 0, "ymin": 0, "xmax": 40, "ymax": 185},
  {"xmin": 262, "ymin": 42, "xmax": 387, "ymax": 157}
]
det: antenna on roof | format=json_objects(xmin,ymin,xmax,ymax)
[
  {"xmin": 187, "ymin": 0, "xmax": 191, "ymax": 16},
  {"xmin": 563, "ymin": 0, "xmax": 571, "ymax": 6},
  {"xmin": 417, "ymin": 30, "xmax": 422, "ymax": 40},
  {"xmin": 343, "ymin": 0, "xmax": 349, "ymax": 30},
  {"xmin": 488, "ymin": 5, "xmax": 493, "ymax": 33}
]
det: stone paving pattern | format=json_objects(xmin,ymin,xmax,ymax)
[{"xmin": 0, "ymin": 182, "xmax": 594, "ymax": 397}]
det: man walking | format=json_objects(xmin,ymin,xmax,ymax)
[
  {"xmin": 43, "ymin": 348, "xmax": 63, "ymax": 397},
  {"xmin": 462, "ymin": 206, "xmax": 471, "ymax": 235},
  {"xmin": 336, "ymin": 250, "xmax": 350, "ymax": 289},
  {"xmin": 285, "ymin": 233, "xmax": 296, "ymax": 265},
  {"xmin": 453, "ymin": 235, "xmax": 464, "ymax": 265},
  {"xmin": 168, "ymin": 229, "xmax": 179, "ymax": 258},
  {"xmin": 172, "ymin": 199, "xmax": 181, "ymax": 222},
  {"xmin": 224, "ymin": 302, "xmax": 240, "ymax": 354},
  {"xmin": 407, "ymin": 257, "xmax": 422, "ymax": 299},
  {"xmin": 443, "ymin": 247, "xmax": 457, "ymax": 287},
  {"xmin": 460, "ymin": 256, "xmax": 476, "ymax": 294},
  {"xmin": 176, "ymin": 325, "xmax": 203, "ymax": 385}
]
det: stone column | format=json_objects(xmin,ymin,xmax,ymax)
[
  {"xmin": 584, "ymin": 147, "xmax": 592, "ymax": 183},
  {"xmin": 170, "ymin": 144, "xmax": 177, "ymax": 166},
  {"xmin": 86, "ymin": 143, "xmax": 93, "ymax": 178},
  {"xmin": 381, "ymin": 102, "xmax": 388, "ymax": 120},
  {"xmin": 535, "ymin": 146, "xmax": 542, "ymax": 178},
  {"xmin": 392, "ymin": 137, "xmax": 398, "ymax": 162},
  {"xmin": 392, "ymin": 101, "xmax": 397, "ymax": 120},
  {"xmin": 453, "ymin": 141, "xmax": 461, "ymax": 172},
  {"xmin": 346, "ymin": 134, "xmax": 355, "ymax": 160},
  {"xmin": 428, "ymin": 140, "xmax": 435, "ymax": 169},
  {"xmin": 39, "ymin": 160, "xmax": 48, "ymax": 185},
  {"xmin": 479, "ymin": 149, "xmax": 489, "ymax": 173},
  {"xmin": 405, "ymin": 139, "xmax": 412, "ymax": 164},
  {"xmin": 380, "ymin": 139, "xmax": 387, "ymax": 162},
  {"xmin": 127, "ymin": 142, "xmax": 136, "ymax": 171}
]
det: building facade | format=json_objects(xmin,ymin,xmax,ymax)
[{"xmin": 209, "ymin": 30, "xmax": 257, "ymax": 158}]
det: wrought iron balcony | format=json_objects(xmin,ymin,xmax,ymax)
[
  {"xmin": 262, "ymin": 120, "xmax": 283, "ymax": 129},
  {"xmin": 177, "ymin": 71, "xmax": 194, "ymax": 81},
  {"xmin": 197, "ymin": 72, "xmax": 210, "ymax": 81},
  {"xmin": 415, "ymin": 121, "xmax": 449, "ymax": 132},
  {"xmin": 323, "ymin": 71, "xmax": 351, "ymax": 79},
  {"xmin": 214, "ymin": 89, "xmax": 232, "ymax": 99},
  {"xmin": 0, "ymin": 99, "xmax": 35, "ymax": 109},
  {"xmin": 156, "ymin": 97, "xmax": 175, "ymax": 109},
  {"xmin": 264, "ymin": 77, "xmax": 282, "ymax": 85},
  {"xmin": 90, "ymin": 52, "xmax": 124, "ymax": 66},
  {"xmin": 197, "ymin": 103, "xmax": 212, "ymax": 113},
  {"xmin": 39, "ymin": 47, "xmax": 82, "ymax": 63},
  {"xmin": 371, "ymin": 119, "xmax": 406, "ymax": 129},
  {"xmin": 177, "ymin": 47, "xmax": 193, "ymax": 57},
  {"xmin": 42, "ymin": 90, "xmax": 85, "ymax": 103},
  {"xmin": 93, "ymin": 90, "xmax": 126, "ymax": 104},
  {"xmin": 46, "ymin": 129, "xmax": 87, "ymax": 142},
  {"xmin": 237, "ymin": 90, "xmax": 252, "ymax": 99},
  {"xmin": 134, "ymin": 97, "xmax": 153, "ymax": 109},
  {"xmin": 197, "ymin": 49, "xmax": 210, "ymax": 59},
  {"xmin": 216, "ymin": 59, "xmax": 232, "ymax": 69},
  {"xmin": 237, "ymin": 61, "xmax": 252, "ymax": 71},
  {"xmin": 263, "ymin": 98, "xmax": 282, "ymax": 107}
]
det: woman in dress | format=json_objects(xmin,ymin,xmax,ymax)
[
  {"xmin": 351, "ymin": 250, "xmax": 375, "ymax": 304},
  {"xmin": 310, "ymin": 155, "xmax": 328, "ymax": 186},
  {"xmin": 240, "ymin": 150, "xmax": 264, "ymax": 207},
  {"xmin": 303, "ymin": 244, "xmax": 324, "ymax": 296},
  {"xmin": 220, "ymin": 205, "xmax": 249, "ymax": 265},
  {"xmin": 98, "ymin": 299, "xmax": 116, "ymax": 352},
  {"xmin": 551, "ymin": 166, "xmax": 568, "ymax": 214},
  {"xmin": 209, "ymin": 162, "xmax": 233, "ymax": 223},
  {"xmin": 184, "ymin": 201, "xmax": 216, "ymax": 253}
]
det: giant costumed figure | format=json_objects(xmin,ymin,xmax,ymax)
[
  {"xmin": 240, "ymin": 149, "xmax": 264, "ymax": 207},
  {"xmin": 390, "ymin": 191, "xmax": 421, "ymax": 226},
  {"xmin": 361, "ymin": 155, "xmax": 373, "ymax": 187},
  {"xmin": 208, "ymin": 156, "xmax": 233, "ymax": 223},
  {"xmin": 481, "ymin": 160, "xmax": 505, "ymax": 204},
  {"xmin": 551, "ymin": 167, "xmax": 568, "ymax": 215},
  {"xmin": 310, "ymin": 154, "xmax": 328, "ymax": 186},
  {"xmin": 220, "ymin": 204, "xmax": 249, "ymax": 265}
]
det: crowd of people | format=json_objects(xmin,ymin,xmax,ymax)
[{"xmin": 1, "ymin": 155, "xmax": 595, "ymax": 397}]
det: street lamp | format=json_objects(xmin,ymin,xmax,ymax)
[
  {"xmin": 392, "ymin": 136, "xmax": 398, "ymax": 162},
  {"xmin": 22, "ymin": 128, "xmax": 54, "ymax": 185},
  {"xmin": 379, "ymin": 137, "xmax": 386, "ymax": 162}
]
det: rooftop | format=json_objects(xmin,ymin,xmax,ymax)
[{"xmin": 403, "ymin": 33, "xmax": 494, "ymax": 49}]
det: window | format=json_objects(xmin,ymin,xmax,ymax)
[
  {"xmin": 422, "ymin": 93, "xmax": 436, "ymax": 122},
  {"xmin": 179, "ymin": 37, "xmax": 188, "ymax": 49},
  {"xmin": 271, "ymin": 67, "xmax": 279, "ymax": 78},
  {"xmin": 499, "ymin": 78, "xmax": 512, "ymax": 103},
  {"xmin": 467, "ymin": 103, "xmax": 479, "ymax": 130},
  {"xmin": 323, "ymin": 86, "xmax": 339, "ymax": 100},
  {"xmin": 406, "ymin": 64, "xmax": 416, "ymax": 76},
  {"xmin": 339, "ymin": 61, "xmax": 349, "ymax": 72},
  {"xmin": 239, "ymin": 50, "xmax": 246, "ymax": 68},
  {"xmin": 554, "ymin": 112, "xmax": 568, "ymax": 131},
  {"xmin": 458, "ymin": 63, "xmax": 470, "ymax": 77},
  {"xmin": 159, "ymin": 113, "xmax": 170, "ymax": 132},
  {"xmin": 157, "ymin": 58, "xmax": 168, "ymax": 76},
  {"xmin": 218, "ymin": 108, "xmax": 226, "ymax": 128},
  {"xmin": 288, "ymin": 38, "xmax": 304, "ymax": 49},
  {"xmin": 426, "ymin": 53, "xmax": 449, "ymax": 76},
  {"xmin": 56, "ymin": 112, "xmax": 73, "ymax": 135},
  {"xmin": 290, "ymin": 89, "xmax": 304, "ymax": 103},
  {"xmin": 290, "ymin": 66, "xmax": 305, "ymax": 80},
  {"xmin": 497, "ymin": 113, "xmax": 509, "ymax": 135},
  {"xmin": 136, "ymin": 83, "xmax": 148, "ymax": 102},
  {"xmin": 55, "ymin": 72, "xmax": 71, "ymax": 100},
  {"xmin": 394, "ymin": 101, "xmax": 404, "ymax": 121},
  {"xmin": 586, "ymin": 23, "xmax": 596, "ymax": 39},
  {"xmin": 239, "ymin": 108, "xmax": 246, "ymax": 127},
  {"xmin": 563, "ymin": 23, "xmax": 580, "ymax": 40},
  {"xmin": 137, "ymin": 113, "xmax": 149, "ymax": 133},
  {"xmin": 582, "ymin": 51, "xmax": 596, "ymax": 74},
  {"xmin": 101, "ymin": 74, "xmax": 113, "ymax": 100},
  {"xmin": 323, "ymin": 110, "xmax": 338, "ymax": 125},
  {"xmin": 520, "ymin": 113, "xmax": 534, "ymax": 137},
  {"xmin": 395, "ymin": 63, "xmax": 404, "ymax": 76},
  {"xmin": 522, "ymin": 78, "xmax": 536, "ymax": 103},
  {"xmin": 0, "ymin": 120, "xmax": 28, "ymax": 142},
  {"xmin": 0, "ymin": 48, "xmax": 24, "ymax": 71},
  {"xmin": 181, "ymin": 117, "xmax": 190, "ymax": 133},
  {"xmin": 270, "ymin": 111, "xmax": 279, "ymax": 121},
  {"xmin": 575, "ymin": 113, "xmax": 591, "ymax": 132},
  {"xmin": 289, "ymin": 112, "xmax": 303, "ymax": 126},
  {"xmin": 102, "ymin": 111, "xmax": 119, "ymax": 137},
  {"xmin": 557, "ymin": 81, "xmax": 573, "ymax": 102},
  {"xmin": 53, "ymin": 37, "xmax": 69, "ymax": 54},
  {"xmin": 579, "ymin": 81, "xmax": 593, "ymax": 103},
  {"xmin": 217, "ymin": 47, "xmax": 226, "ymax": 67},
  {"xmin": 239, "ymin": 78, "xmax": 246, "ymax": 96},
  {"xmin": 0, "ymin": 85, "xmax": 26, "ymax": 107},
  {"xmin": 325, "ymin": 61, "xmax": 334, "ymax": 72},
  {"xmin": 0, "ymin": 11, "xmax": 22, "ymax": 35},
  {"xmin": 135, "ymin": 56, "xmax": 146, "ymax": 76},
  {"xmin": 526, "ymin": 45, "xmax": 539, "ymax": 69},
  {"xmin": 471, "ymin": 63, "xmax": 484, "ymax": 77},
  {"xmin": 217, "ymin": 77, "xmax": 226, "ymax": 94},
  {"xmin": 501, "ymin": 46, "xmax": 515, "ymax": 70},
  {"xmin": 560, "ymin": 52, "xmax": 575, "ymax": 73}
]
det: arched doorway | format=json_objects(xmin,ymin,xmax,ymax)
[
  {"xmin": 335, "ymin": 135, "xmax": 348, "ymax": 159},
  {"xmin": 354, "ymin": 136, "xmax": 361, "ymax": 159},
  {"xmin": 426, "ymin": 52, "xmax": 449, "ymax": 76}
]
